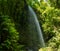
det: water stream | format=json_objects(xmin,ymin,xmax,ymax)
[{"xmin": 28, "ymin": 6, "xmax": 45, "ymax": 51}]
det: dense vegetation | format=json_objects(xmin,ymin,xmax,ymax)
[
  {"xmin": 31, "ymin": 0, "xmax": 60, "ymax": 51},
  {"xmin": 0, "ymin": 0, "xmax": 60, "ymax": 51}
]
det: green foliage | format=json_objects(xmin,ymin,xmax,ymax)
[
  {"xmin": 1, "ymin": 0, "xmax": 60, "ymax": 51},
  {"xmin": 31, "ymin": 1, "xmax": 60, "ymax": 50},
  {"xmin": 0, "ymin": 0, "xmax": 28, "ymax": 51},
  {"xmin": 0, "ymin": 0, "xmax": 27, "ymax": 23},
  {"xmin": 48, "ymin": 0, "xmax": 60, "ymax": 8},
  {"xmin": 39, "ymin": 47, "xmax": 54, "ymax": 51},
  {"xmin": 0, "ymin": 15, "xmax": 24, "ymax": 51}
]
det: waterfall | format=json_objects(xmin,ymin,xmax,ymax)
[{"xmin": 28, "ymin": 6, "xmax": 45, "ymax": 51}]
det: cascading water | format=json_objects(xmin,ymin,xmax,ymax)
[{"xmin": 27, "ymin": 6, "xmax": 45, "ymax": 51}]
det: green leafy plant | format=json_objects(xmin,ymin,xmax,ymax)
[
  {"xmin": 0, "ymin": 15, "xmax": 24, "ymax": 51},
  {"xmin": 32, "ymin": 1, "xmax": 60, "ymax": 50}
]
